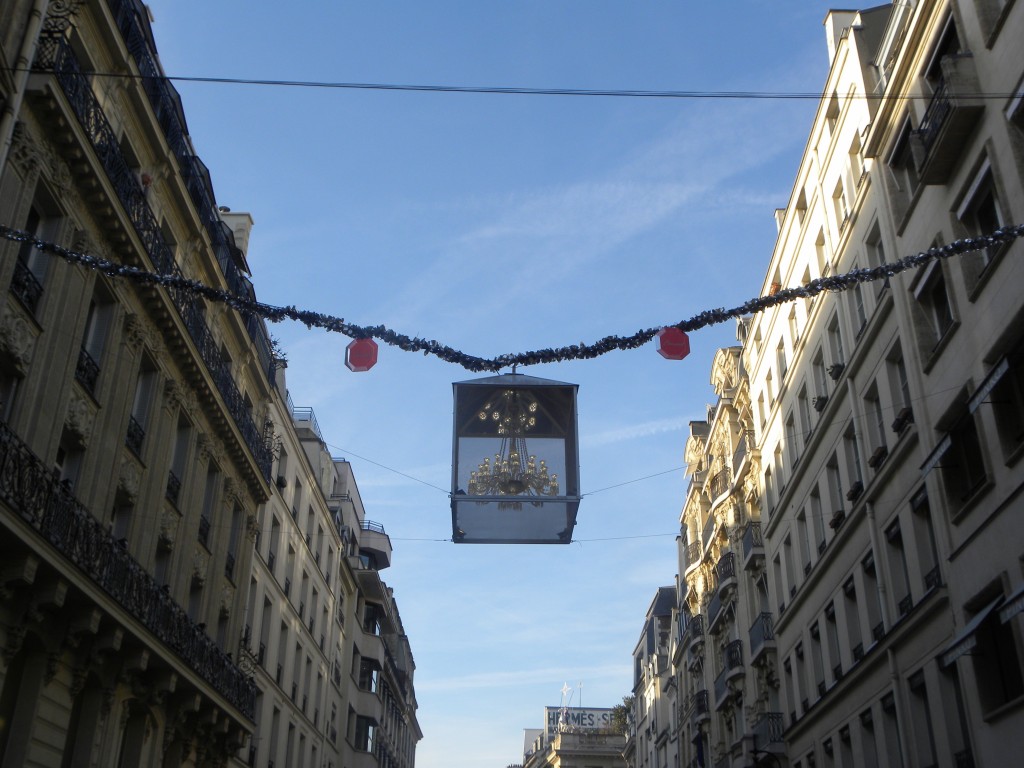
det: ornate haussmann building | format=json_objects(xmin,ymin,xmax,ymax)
[{"xmin": 0, "ymin": 1, "xmax": 420, "ymax": 766}]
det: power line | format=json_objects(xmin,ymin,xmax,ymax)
[{"xmin": 5, "ymin": 65, "xmax": 1022, "ymax": 101}]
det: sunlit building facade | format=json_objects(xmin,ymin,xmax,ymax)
[
  {"xmin": 670, "ymin": 346, "xmax": 783, "ymax": 768},
  {"xmin": 742, "ymin": 2, "xmax": 1024, "ymax": 768}
]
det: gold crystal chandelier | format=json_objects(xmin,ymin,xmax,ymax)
[{"xmin": 467, "ymin": 389, "xmax": 559, "ymax": 501}]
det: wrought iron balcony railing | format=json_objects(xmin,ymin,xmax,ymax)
[
  {"xmin": 75, "ymin": 348, "xmax": 100, "ymax": 394},
  {"xmin": 104, "ymin": 0, "xmax": 276, "ymax": 384},
  {"xmin": 125, "ymin": 415, "xmax": 144, "ymax": 456},
  {"xmin": 716, "ymin": 551, "xmax": 736, "ymax": 585},
  {"xmin": 685, "ymin": 541, "xmax": 701, "ymax": 569},
  {"xmin": 0, "ymin": 418, "xmax": 255, "ymax": 716},
  {"xmin": 742, "ymin": 522, "xmax": 763, "ymax": 566},
  {"xmin": 10, "ymin": 259, "xmax": 44, "ymax": 313},
  {"xmin": 752, "ymin": 712, "xmax": 784, "ymax": 745},
  {"xmin": 709, "ymin": 468, "xmax": 729, "ymax": 499},
  {"xmin": 750, "ymin": 612, "xmax": 775, "ymax": 658},
  {"xmin": 34, "ymin": 33, "xmax": 272, "ymax": 481}
]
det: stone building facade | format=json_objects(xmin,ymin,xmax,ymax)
[
  {"xmin": 0, "ymin": 2, "xmax": 420, "ymax": 766},
  {"xmin": 739, "ymin": 2, "xmax": 1024, "ymax": 768}
]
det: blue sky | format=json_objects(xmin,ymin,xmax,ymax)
[{"xmin": 144, "ymin": 2, "xmax": 852, "ymax": 765}]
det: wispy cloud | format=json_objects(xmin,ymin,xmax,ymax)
[{"xmin": 584, "ymin": 416, "xmax": 690, "ymax": 447}]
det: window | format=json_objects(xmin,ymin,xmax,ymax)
[
  {"xmin": 798, "ymin": 385, "xmax": 812, "ymax": 441},
  {"xmin": 786, "ymin": 414, "xmax": 799, "ymax": 464},
  {"xmin": 911, "ymin": 260, "xmax": 956, "ymax": 357},
  {"xmin": 10, "ymin": 192, "xmax": 60, "ymax": 314},
  {"xmin": 358, "ymin": 659, "xmax": 380, "ymax": 693},
  {"xmin": 966, "ymin": 588, "xmax": 1024, "ymax": 713},
  {"xmin": 934, "ymin": 396, "xmax": 988, "ymax": 509},
  {"xmin": 885, "ymin": 522, "xmax": 912, "ymax": 616},
  {"xmin": 849, "ymin": 265, "xmax": 867, "ymax": 337},
  {"xmin": 908, "ymin": 671, "xmax": 937, "ymax": 766},
  {"xmin": 198, "ymin": 464, "xmax": 219, "ymax": 549},
  {"xmin": 865, "ymin": 223, "xmax": 889, "ymax": 295},
  {"xmin": 832, "ymin": 179, "xmax": 850, "ymax": 233},
  {"xmin": 77, "ymin": 285, "xmax": 114, "ymax": 395},
  {"xmin": 126, "ymin": 356, "xmax": 158, "ymax": 456},
  {"xmin": 886, "ymin": 343, "xmax": 912, "ymax": 431},
  {"xmin": 908, "ymin": 490, "xmax": 941, "ymax": 591},
  {"xmin": 0, "ymin": 362, "xmax": 22, "ymax": 423},
  {"xmin": 865, "ymin": 385, "xmax": 888, "ymax": 468},
  {"xmin": 777, "ymin": 339, "xmax": 789, "ymax": 380},
  {"xmin": 812, "ymin": 349, "xmax": 828, "ymax": 399},
  {"xmin": 55, "ymin": 428, "xmax": 84, "ymax": 491},
  {"xmin": 880, "ymin": 693, "xmax": 904, "ymax": 768},
  {"xmin": 843, "ymin": 423, "xmax": 863, "ymax": 497},
  {"xmin": 987, "ymin": 347, "xmax": 1024, "ymax": 457},
  {"xmin": 850, "ymin": 134, "xmax": 865, "ymax": 187},
  {"xmin": 843, "ymin": 576, "xmax": 863, "ymax": 660},
  {"xmin": 938, "ymin": 664, "xmax": 973, "ymax": 764},
  {"xmin": 815, "ymin": 228, "xmax": 828, "ymax": 275},
  {"xmin": 862, "ymin": 552, "xmax": 884, "ymax": 641},
  {"xmin": 957, "ymin": 159, "xmax": 1008, "ymax": 292},
  {"xmin": 826, "ymin": 455, "xmax": 844, "ymax": 515},
  {"xmin": 826, "ymin": 315, "xmax": 845, "ymax": 373},
  {"xmin": 887, "ymin": 120, "xmax": 919, "ymax": 219},
  {"xmin": 859, "ymin": 707, "xmax": 879, "ymax": 768}
]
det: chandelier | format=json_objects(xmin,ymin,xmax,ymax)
[{"xmin": 466, "ymin": 389, "xmax": 559, "ymax": 502}]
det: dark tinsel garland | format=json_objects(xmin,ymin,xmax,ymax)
[{"xmin": 2, "ymin": 223, "xmax": 1022, "ymax": 372}]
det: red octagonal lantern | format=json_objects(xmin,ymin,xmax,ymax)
[
  {"xmin": 656, "ymin": 327, "xmax": 690, "ymax": 360},
  {"xmin": 345, "ymin": 338, "xmax": 378, "ymax": 372}
]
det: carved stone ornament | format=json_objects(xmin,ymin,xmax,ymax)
[
  {"xmin": 192, "ymin": 548, "xmax": 209, "ymax": 585},
  {"xmin": 119, "ymin": 458, "xmax": 142, "ymax": 502},
  {"xmin": 219, "ymin": 584, "xmax": 234, "ymax": 614},
  {"xmin": 65, "ymin": 391, "xmax": 95, "ymax": 446},
  {"xmin": 0, "ymin": 305, "xmax": 37, "ymax": 373},
  {"xmin": 245, "ymin": 514, "xmax": 259, "ymax": 542},
  {"xmin": 8, "ymin": 123, "xmax": 42, "ymax": 181},
  {"xmin": 123, "ymin": 313, "xmax": 160, "ymax": 354},
  {"xmin": 1, "ymin": 622, "xmax": 28, "ymax": 662},
  {"xmin": 195, "ymin": 433, "xmax": 225, "ymax": 469},
  {"xmin": 163, "ymin": 378, "xmax": 197, "ymax": 421},
  {"xmin": 43, "ymin": 0, "xmax": 85, "ymax": 32},
  {"xmin": 159, "ymin": 509, "xmax": 179, "ymax": 547}
]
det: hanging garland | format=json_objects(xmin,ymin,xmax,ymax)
[{"xmin": 2, "ymin": 223, "xmax": 1021, "ymax": 372}]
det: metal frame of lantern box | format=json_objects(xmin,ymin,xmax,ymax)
[{"xmin": 451, "ymin": 374, "xmax": 581, "ymax": 544}]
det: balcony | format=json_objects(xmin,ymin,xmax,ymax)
[
  {"xmin": 75, "ymin": 347, "xmax": 100, "ymax": 395},
  {"xmin": 33, "ymin": 31, "xmax": 273, "ymax": 482},
  {"xmin": 911, "ymin": 56, "xmax": 984, "ymax": 185},
  {"xmin": 716, "ymin": 551, "xmax": 737, "ymax": 596},
  {"xmin": 359, "ymin": 519, "xmax": 392, "ymax": 570},
  {"xmin": 709, "ymin": 468, "xmax": 729, "ymax": 500},
  {"xmin": 752, "ymin": 712, "xmax": 785, "ymax": 747},
  {"xmin": 686, "ymin": 615, "xmax": 705, "ymax": 652},
  {"xmin": 125, "ymin": 415, "xmax": 145, "ymax": 456},
  {"xmin": 742, "ymin": 522, "xmax": 764, "ymax": 571},
  {"xmin": 749, "ymin": 612, "xmax": 775, "ymax": 663},
  {"xmin": 702, "ymin": 512, "xmax": 718, "ymax": 550},
  {"xmin": 10, "ymin": 259, "xmax": 43, "ymax": 313},
  {"xmin": 689, "ymin": 690, "xmax": 710, "ymax": 727},
  {"xmin": 0, "ymin": 418, "xmax": 254, "ymax": 716},
  {"xmin": 714, "ymin": 640, "xmax": 744, "ymax": 710},
  {"xmin": 685, "ymin": 541, "xmax": 701, "ymax": 571},
  {"xmin": 165, "ymin": 470, "xmax": 181, "ymax": 506},
  {"xmin": 707, "ymin": 589, "xmax": 730, "ymax": 634},
  {"xmin": 732, "ymin": 433, "xmax": 751, "ymax": 478}
]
